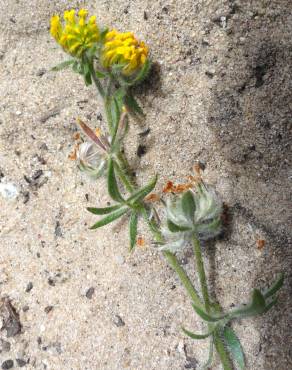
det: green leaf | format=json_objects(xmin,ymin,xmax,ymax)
[
  {"xmin": 127, "ymin": 175, "xmax": 158, "ymax": 204},
  {"xmin": 223, "ymin": 326, "xmax": 245, "ymax": 370},
  {"xmin": 181, "ymin": 190, "xmax": 196, "ymax": 221},
  {"xmin": 229, "ymin": 289, "xmax": 266, "ymax": 319},
  {"xmin": 263, "ymin": 273, "xmax": 284, "ymax": 299},
  {"xmin": 182, "ymin": 326, "xmax": 214, "ymax": 340},
  {"xmin": 83, "ymin": 63, "xmax": 92, "ymax": 85},
  {"xmin": 87, "ymin": 205, "xmax": 121, "ymax": 215},
  {"xmin": 262, "ymin": 297, "xmax": 278, "ymax": 314},
  {"xmin": 129, "ymin": 211, "xmax": 138, "ymax": 251},
  {"xmin": 167, "ymin": 219, "xmax": 192, "ymax": 233},
  {"xmin": 124, "ymin": 94, "xmax": 144, "ymax": 116},
  {"xmin": 90, "ymin": 207, "xmax": 128, "ymax": 229},
  {"xmin": 107, "ymin": 158, "xmax": 125, "ymax": 203},
  {"xmin": 51, "ymin": 59, "xmax": 75, "ymax": 71},
  {"xmin": 192, "ymin": 303, "xmax": 224, "ymax": 322}
]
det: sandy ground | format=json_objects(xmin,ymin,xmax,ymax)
[{"xmin": 0, "ymin": 0, "xmax": 291, "ymax": 369}]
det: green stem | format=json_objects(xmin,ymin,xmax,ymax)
[
  {"xmin": 92, "ymin": 71, "xmax": 105, "ymax": 97},
  {"xmin": 192, "ymin": 234, "xmax": 211, "ymax": 313},
  {"xmin": 114, "ymin": 159, "xmax": 134, "ymax": 193},
  {"xmin": 163, "ymin": 250, "xmax": 203, "ymax": 309},
  {"xmin": 214, "ymin": 330, "xmax": 233, "ymax": 370},
  {"xmin": 87, "ymin": 58, "xmax": 105, "ymax": 98}
]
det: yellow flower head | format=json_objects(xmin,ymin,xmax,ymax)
[
  {"xmin": 101, "ymin": 30, "xmax": 149, "ymax": 76},
  {"xmin": 50, "ymin": 9, "xmax": 99, "ymax": 57}
]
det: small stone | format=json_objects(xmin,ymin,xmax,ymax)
[
  {"xmin": 54, "ymin": 221, "xmax": 62, "ymax": 238},
  {"xmin": 16, "ymin": 359, "xmax": 26, "ymax": 367},
  {"xmin": 48, "ymin": 278, "xmax": 55, "ymax": 286},
  {"xmin": 0, "ymin": 183, "xmax": 18, "ymax": 199},
  {"xmin": 21, "ymin": 191, "xmax": 30, "ymax": 204},
  {"xmin": 25, "ymin": 282, "xmax": 33, "ymax": 293},
  {"xmin": 44, "ymin": 306, "xmax": 53, "ymax": 314},
  {"xmin": 36, "ymin": 68, "xmax": 46, "ymax": 77},
  {"xmin": 115, "ymin": 255, "xmax": 125, "ymax": 265},
  {"xmin": 39, "ymin": 143, "xmax": 48, "ymax": 151},
  {"xmin": 0, "ymin": 339, "xmax": 11, "ymax": 353},
  {"xmin": 22, "ymin": 306, "xmax": 29, "ymax": 312},
  {"xmin": 15, "ymin": 111, "xmax": 22, "ymax": 116},
  {"xmin": 85, "ymin": 287, "xmax": 95, "ymax": 299},
  {"xmin": 32, "ymin": 170, "xmax": 43, "ymax": 180},
  {"xmin": 137, "ymin": 144, "xmax": 147, "ymax": 157},
  {"xmin": 113, "ymin": 315, "xmax": 125, "ymax": 327},
  {"xmin": 1, "ymin": 360, "xmax": 13, "ymax": 369}
]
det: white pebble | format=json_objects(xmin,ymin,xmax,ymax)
[{"xmin": 0, "ymin": 182, "xmax": 19, "ymax": 199}]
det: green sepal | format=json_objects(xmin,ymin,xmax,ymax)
[
  {"xmin": 87, "ymin": 205, "xmax": 121, "ymax": 215},
  {"xmin": 167, "ymin": 219, "xmax": 192, "ymax": 233},
  {"xmin": 127, "ymin": 175, "xmax": 158, "ymax": 204},
  {"xmin": 263, "ymin": 273, "xmax": 284, "ymax": 300},
  {"xmin": 99, "ymin": 27, "xmax": 109, "ymax": 43},
  {"xmin": 132, "ymin": 58, "xmax": 151, "ymax": 85},
  {"xmin": 107, "ymin": 158, "xmax": 125, "ymax": 203},
  {"xmin": 192, "ymin": 303, "xmax": 224, "ymax": 322},
  {"xmin": 90, "ymin": 207, "xmax": 128, "ymax": 229},
  {"xmin": 124, "ymin": 94, "xmax": 144, "ymax": 116},
  {"xmin": 51, "ymin": 59, "xmax": 75, "ymax": 71},
  {"xmin": 85, "ymin": 44, "xmax": 97, "ymax": 59},
  {"xmin": 181, "ymin": 190, "xmax": 196, "ymax": 222},
  {"xmin": 223, "ymin": 326, "xmax": 245, "ymax": 370},
  {"xmin": 125, "ymin": 58, "xmax": 151, "ymax": 86},
  {"xmin": 129, "ymin": 211, "xmax": 139, "ymax": 251},
  {"xmin": 182, "ymin": 326, "xmax": 214, "ymax": 340}
]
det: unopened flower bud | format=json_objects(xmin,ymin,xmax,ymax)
[{"xmin": 160, "ymin": 184, "xmax": 223, "ymax": 252}]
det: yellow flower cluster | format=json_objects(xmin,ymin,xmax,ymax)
[
  {"xmin": 50, "ymin": 9, "xmax": 99, "ymax": 57},
  {"xmin": 101, "ymin": 30, "xmax": 149, "ymax": 75}
]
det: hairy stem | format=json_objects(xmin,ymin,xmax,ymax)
[
  {"xmin": 192, "ymin": 234, "xmax": 211, "ymax": 312},
  {"xmin": 163, "ymin": 250, "xmax": 203, "ymax": 309},
  {"xmin": 114, "ymin": 159, "xmax": 134, "ymax": 193}
]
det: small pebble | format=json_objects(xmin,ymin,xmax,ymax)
[
  {"xmin": 16, "ymin": 359, "xmax": 26, "ymax": 367},
  {"xmin": 113, "ymin": 315, "xmax": 125, "ymax": 327},
  {"xmin": 25, "ymin": 282, "xmax": 33, "ymax": 293},
  {"xmin": 1, "ymin": 360, "xmax": 13, "ymax": 369},
  {"xmin": 0, "ymin": 339, "xmax": 11, "ymax": 352},
  {"xmin": 115, "ymin": 255, "xmax": 125, "ymax": 265},
  {"xmin": 36, "ymin": 68, "xmax": 46, "ymax": 77},
  {"xmin": 85, "ymin": 287, "xmax": 95, "ymax": 299},
  {"xmin": 0, "ymin": 183, "xmax": 18, "ymax": 199},
  {"xmin": 44, "ymin": 305, "xmax": 54, "ymax": 314}
]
